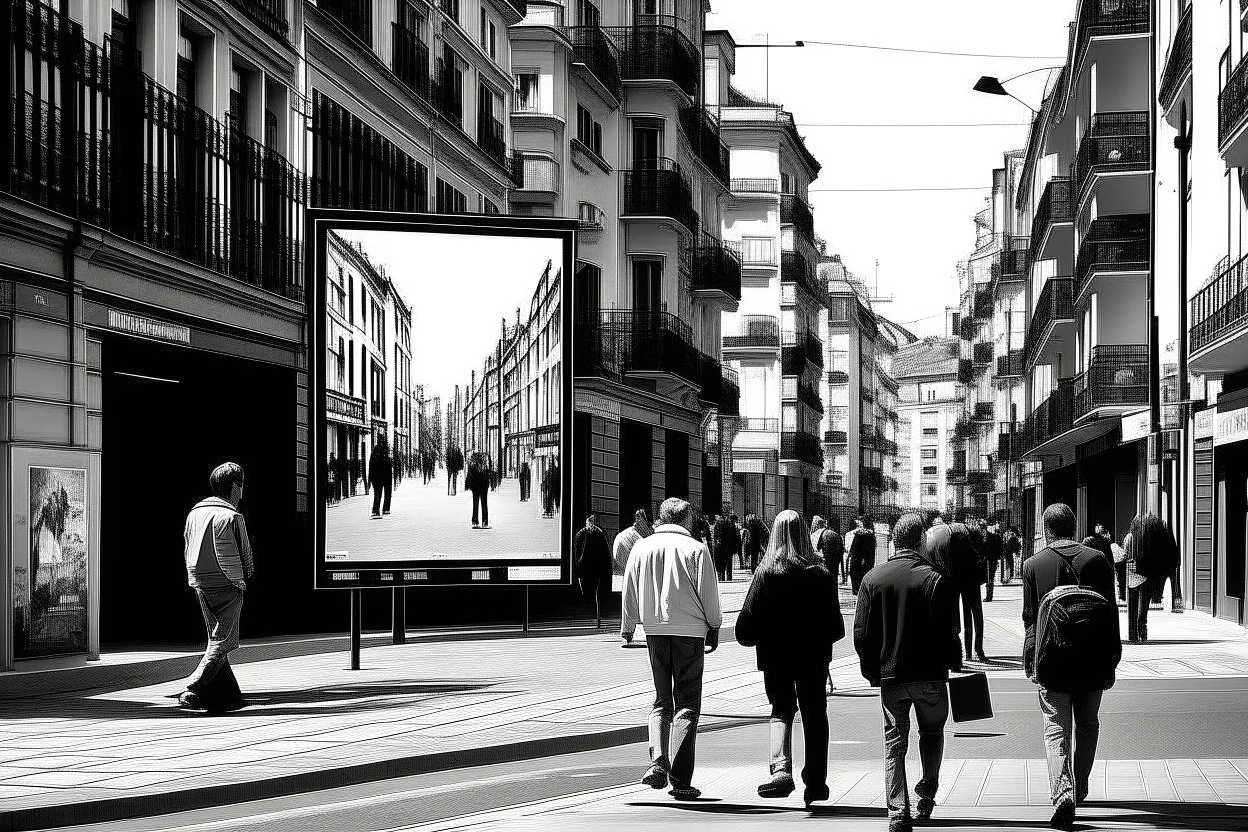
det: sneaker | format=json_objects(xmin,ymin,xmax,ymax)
[
  {"xmin": 480, "ymin": 524, "xmax": 491, "ymax": 529},
  {"xmin": 889, "ymin": 814, "xmax": 913, "ymax": 832},
  {"xmin": 669, "ymin": 785, "xmax": 701, "ymax": 801},
  {"xmin": 640, "ymin": 765, "xmax": 668, "ymax": 790},
  {"xmin": 1050, "ymin": 799, "xmax": 1075, "ymax": 830},
  {"xmin": 914, "ymin": 796, "xmax": 936, "ymax": 823},
  {"xmin": 177, "ymin": 691, "xmax": 205, "ymax": 711},
  {"xmin": 803, "ymin": 784, "xmax": 830, "ymax": 807},
  {"xmin": 472, "ymin": 523, "xmax": 480, "ymax": 529},
  {"xmin": 757, "ymin": 771, "xmax": 795, "ymax": 798},
  {"xmin": 1075, "ymin": 784, "xmax": 1089, "ymax": 806}
]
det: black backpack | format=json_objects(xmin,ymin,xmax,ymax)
[{"xmin": 1033, "ymin": 544, "xmax": 1121, "ymax": 692}]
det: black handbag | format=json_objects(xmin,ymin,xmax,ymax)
[{"xmin": 948, "ymin": 671, "xmax": 993, "ymax": 722}]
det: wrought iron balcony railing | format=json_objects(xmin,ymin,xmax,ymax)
[
  {"xmin": 860, "ymin": 466, "xmax": 885, "ymax": 492},
  {"xmin": 1026, "ymin": 277, "xmax": 1074, "ymax": 365},
  {"xmin": 780, "ymin": 193, "xmax": 814, "ymax": 242},
  {"xmin": 782, "ymin": 431, "xmax": 824, "ymax": 467},
  {"xmin": 967, "ymin": 469, "xmax": 994, "ymax": 494},
  {"xmin": 724, "ymin": 314, "xmax": 780, "ymax": 349},
  {"xmin": 973, "ymin": 287, "xmax": 993, "ymax": 319},
  {"xmin": 1074, "ymin": 0, "xmax": 1148, "ymax": 67},
  {"xmin": 730, "ymin": 177, "xmax": 780, "ymax": 194},
  {"xmin": 958, "ymin": 359, "xmax": 975, "ymax": 385},
  {"xmin": 998, "ymin": 236, "xmax": 1029, "ymax": 283},
  {"xmin": 1191, "ymin": 252, "xmax": 1248, "ymax": 354},
  {"xmin": 678, "ymin": 106, "xmax": 730, "ymax": 187},
  {"xmin": 1073, "ymin": 111, "xmax": 1149, "ymax": 200},
  {"xmin": 738, "ymin": 417, "xmax": 780, "ymax": 433},
  {"xmin": 573, "ymin": 310, "xmax": 701, "ymax": 385},
  {"xmin": 781, "ymin": 251, "xmax": 824, "ymax": 304},
  {"xmin": 513, "ymin": 153, "xmax": 559, "ymax": 193},
  {"xmin": 805, "ymin": 329, "xmax": 824, "ymax": 367},
  {"xmin": 431, "ymin": 58, "xmax": 464, "ymax": 127},
  {"xmin": 1030, "ymin": 177, "xmax": 1073, "ymax": 258},
  {"xmin": 228, "ymin": 0, "xmax": 289, "ymax": 40},
  {"xmin": 317, "ymin": 0, "xmax": 372, "ymax": 45},
  {"xmin": 973, "ymin": 341, "xmax": 993, "ymax": 365},
  {"xmin": 1021, "ymin": 378, "xmax": 1077, "ymax": 454},
  {"xmin": 959, "ymin": 315, "xmax": 977, "ymax": 341},
  {"xmin": 698, "ymin": 354, "xmax": 739, "ymax": 416},
  {"xmin": 1159, "ymin": 2, "xmax": 1192, "ymax": 113},
  {"xmin": 621, "ymin": 156, "xmax": 698, "ymax": 232},
  {"xmin": 997, "ymin": 349, "xmax": 1024, "ymax": 378},
  {"xmin": 1074, "ymin": 344, "xmax": 1148, "ymax": 419},
  {"xmin": 476, "ymin": 114, "xmax": 510, "ymax": 170},
  {"xmin": 313, "ymin": 92, "xmax": 428, "ymax": 215},
  {"xmin": 1075, "ymin": 214, "xmax": 1149, "ymax": 299},
  {"xmin": 567, "ymin": 26, "xmax": 622, "ymax": 102},
  {"xmin": 827, "ymin": 370, "xmax": 850, "ymax": 385},
  {"xmin": 797, "ymin": 381, "xmax": 823, "ymax": 413},
  {"xmin": 601, "ymin": 25, "xmax": 699, "ymax": 99},
  {"xmin": 392, "ymin": 23, "xmax": 431, "ymax": 100},
  {"xmin": 1222, "ymin": 52, "xmax": 1248, "ymax": 152},
  {"xmin": 691, "ymin": 234, "xmax": 742, "ymax": 300},
  {"xmin": 824, "ymin": 429, "xmax": 848, "ymax": 444}
]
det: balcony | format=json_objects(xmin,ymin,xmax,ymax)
[
  {"xmin": 511, "ymin": 153, "xmax": 560, "ymax": 201},
  {"xmin": 730, "ymin": 177, "xmax": 780, "ymax": 195},
  {"xmin": 391, "ymin": 23, "xmax": 431, "ymax": 100},
  {"xmin": 797, "ymin": 381, "xmax": 823, "ymax": 413},
  {"xmin": 1021, "ymin": 378, "xmax": 1076, "ymax": 458},
  {"xmin": 959, "ymin": 315, "xmax": 977, "ymax": 341},
  {"xmin": 327, "ymin": 390, "xmax": 366, "ymax": 424},
  {"xmin": 621, "ymin": 157, "xmax": 698, "ymax": 233},
  {"xmin": 824, "ymin": 429, "xmax": 848, "ymax": 444},
  {"xmin": 476, "ymin": 114, "xmax": 511, "ymax": 172},
  {"xmin": 698, "ymin": 355, "xmax": 739, "ymax": 416},
  {"xmin": 860, "ymin": 424, "xmax": 877, "ymax": 450},
  {"xmin": 602, "ymin": 25, "xmax": 700, "ymax": 99},
  {"xmin": 805, "ymin": 330, "xmax": 824, "ymax": 367},
  {"xmin": 958, "ymin": 359, "xmax": 974, "ymax": 385},
  {"xmin": 1027, "ymin": 277, "xmax": 1075, "ymax": 367},
  {"xmin": 780, "ymin": 193, "xmax": 815, "ymax": 242},
  {"xmin": 997, "ymin": 423, "xmax": 1019, "ymax": 460},
  {"xmin": 1074, "ymin": 344, "xmax": 1149, "ymax": 421},
  {"xmin": 573, "ymin": 310, "xmax": 701, "ymax": 386},
  {"xmin": 946, "ymin": 465, "xmax": 967, "ymax": 485},
  {"xmin": 738, "ymin": 417, "xmax": 780, "ymax": 433},
  {"xmin": 432, "ymin": 59, "xmax": 464, "ymax": 128},
  {"xmin": 1190, "ymin": 253, "xmax": 1248, "ymax": 372},
  {"xmin": 1073, "ymin": 0, "xmax": 1148, "ymax": 70},
  {"xmin": 878, "ymin": 437, "xmax": 899, "ymax": 457},
  {"xmin": 974, "ymin": 401, "xmax": 995, "ymax": 423},
  {"xmin": 679, "ymin": 106, "xmax": 730, "ymax": 188},
  {"xmin": 781, "ymin": 251, "xmax": 824, "ymax": 305},
  {"xmin": 1073, "ymin": 112, "xmax": 1149, "ymax": 202},
  {"xmin": 691, "ymin": 234, "xmax": 742, "ymax": 302},
  {"xmin": 997, "ymin": 349, "xmax": 1024, "ymax": 378},
  {"xmin": 1075, "ymin": 214, "xmax": 1149, "ymax": 301},
  {"xmin": 1221, "ymin": 53, "xmax": 1248, "ymax": 165},
  {"xmin": 973, "ymin": 341, "xmax": 993, "ymax": 365},
  {"xmin": 723, "ymin": 314, "xmax": 780, "ymax": 350},
  {"xmin": 1030, "ymin": 177, "xmax": 1073, "ymax": 260},
  {"xmin": 782, "ymin": 431, "xmax": 824, "ymax": 467},
  {"xmin": 567, "ymin": 26, "xmax": 622, "ymax": 104},
  {"xmin": 827, "ymin": 370, "xmax": 850, "ymax": 385},
  {"xmin": 967, "ymin": 469, "xmax": 994, "ymax": 494},
  {"xmin": 1159, "ymin": 2, "xmax": 1192, "ymax": 114},
  {"xmin": 318, "ymin": 0, "xmax": 372, "ymax": 45},
  {"xmin": 953, "ymin": 416, "xmax": 975, "ymax": 442},
  {"xmin": 313, "ymin": 93, "xmax": 427, "ymax": 213},
  {"xmin": 860, "ymin": 466, "xmax": 885, "ymax": 492},
  {"xmin": 998, "ymin": 237, "xmax": 1029, "ymax": 285},
  {"xmin": 227, "ymin": 0, "xmax": 289, "ymax": 41},
  {"xmin": 3, "ymin": 7, "xmax": 305, "ymax": 299},
  {"xmin": 973, "ymin": 287, "xmax": 993, "ymax": 319},
  {"xmin": 577, "ymin": 201, "xmax": 606, "ymax": 233}
]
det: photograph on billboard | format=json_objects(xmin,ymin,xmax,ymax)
[{"xmin": 309, "ymin": 211, "xmax": 575, "ymax": 588}]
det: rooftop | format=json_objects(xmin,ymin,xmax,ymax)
[{"xmin": 893, "ymin": 336, "xmax": 960, "ymax": 381}]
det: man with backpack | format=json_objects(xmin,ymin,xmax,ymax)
[{"xmin": 1022, "ymin": 503, "xmax": 1120, "ymax": 831}]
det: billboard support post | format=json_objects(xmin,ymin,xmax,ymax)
[
  {"xmin": 392, "ymin": 588, "xmax": 406, "ymax": 645},
  {"xmin": 348, "ymin": 589, "xmax": 362, "ymax": 670},
  {"xmin": 523, "ymin": 585, "xmax": 530, "ymax": 633}
]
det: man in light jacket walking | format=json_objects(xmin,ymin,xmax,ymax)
[
  {"xmin": 621, "ymin": 497, "xmax": 723, "ymax": 801},
  {"xmin": 180, "ymin": 462, "xmax": 254, "ymax": 713}
]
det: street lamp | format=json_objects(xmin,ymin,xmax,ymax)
[
  {"xmin": 735, "ymin": 36, "xmax": 805, "ymax": 102},
  {"xmin": 972, "ymin": 65, "xmax": 1063, "ymax": 114}
]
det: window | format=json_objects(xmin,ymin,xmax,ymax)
[
  {"xmin": 442, "ymin": 0, "xmax": 460, "ymax": 24},
  {"xmin": 740, "ymin": 236, "xmax": 775, "ymax": 266},
  {"xmin": 781, "ymin": 171, "xmax": 791, "ymax": 194},
  {"xmin": 632, "ymin": 259, "xmax": 662, "ymax": 311},
  {"xmin": 576, "ymin": 105, "xmax": 602, "ymax": 156},
  {"xmin": 922, "ymin": 466, "xmax": 938, "ymax": 477},
  {"xmin": 480, "ymin": 194, "xmax": 499, "ymax": 215},
  {"xmin": 436, "ymin": 178, "xmax": 467, "ymax": 213},
  {"xmin": 489, "ymin": 21, "xmax": 497, "ymax": 59},
  {"xmin": 920, "ymin": 447, "xmax": 937, "ymax": 460},
  {"xmin": 703, "ymin": 58, "xmax": 719, "ymax": 107},
  {"xmin": 922, "ymin": 427, "xmax": 938, "ymax": 438},
  {"xmin": 516, "ymin": 73, "xmax": 539, "ymax": 112},
  {"xmin": 923, "ymin": 484, "xmax": 938, "ymax": 497},
  {"xmin": 575, "ymin": 262, "xmax": 601, "ymax": 320},
  {"xmin": 576, "ymin": 0, "xmax": 600, "ymax": 26},
  {"xmin": 480, "ymin": 7, "xmax": 487, "ymax": 46}
]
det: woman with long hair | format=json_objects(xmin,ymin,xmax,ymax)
[
  {"xmin": 735, "ymin": 510, "xmax": 845, "ymax": 807},
  {"xmin": 1125, "ymin": 513, "xmax": 1179, "ymax": 642}
]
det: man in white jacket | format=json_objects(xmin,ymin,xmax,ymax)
[{"xmin": 621, "ymin": 497, "xmax": 723, "ymax": 800}]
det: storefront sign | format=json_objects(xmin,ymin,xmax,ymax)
[
  {"xmin": 1194, "ymin": 407, "xmax": 1216, "ymax": 440},
  {"xmin": 16, "ymin": 285, "xmax": 67, "ymax": 317},
  {"xmin": 106, "ymin": 310, "xmax": 190, "ymax": 344},
  {"xmin": 1214, "ymin": 405, "xmax": 1248, "ymax": 447},
  {"xmin": 326, "ymin": 390, "xmax": 366, "ymax": 425},
  {"xmin": 1120, "ymin": 409, "xmax": 1151, "ymax": 444}
]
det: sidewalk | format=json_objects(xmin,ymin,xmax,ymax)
[{"xmin": 0, "ymin": 576, "xmax": 1245, "ymax": 831}]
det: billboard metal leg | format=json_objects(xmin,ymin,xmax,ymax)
[
  {"xmin": 392, "ymin": 587, "xmax": 406, "ymax": 645},
  {"xmin": 523, "ymin": 586, "xmax": 530, "ymax": 633},
  {"xmin": 349, "ymin": 589, "xmax": 362, "ymax": 670}
]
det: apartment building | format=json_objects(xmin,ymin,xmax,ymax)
[
  {"xmin": 509, "ymin": 4, "xmax": 741, "ymax": 548},
  {"xmin": 1, "ymin": 0, "xmax": 309, "ymax": 666},
  {"xmin": 895, "ymin": 336, "xmax": 965, "ymax": 515},
  {"xmin": 1014, "ymin": 0, "xmax": 1154, "ymax": 552},
  {"xmin": 714, "ymin": 40, "xmax": 824, "ymax": 523}
]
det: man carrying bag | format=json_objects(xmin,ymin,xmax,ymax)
[{"xmin": 1022, "ymin": 504, "xmax": 1120, "ymax": 831}]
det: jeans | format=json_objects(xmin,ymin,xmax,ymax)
[
  {"xmin": 1038, "ymin": 687, "xmax": 1103, "ymax": 806},
  {"xmin": 881, "ymin": 682, "xmax": 948, "ymax": 819},
  {"xmin": 764, "ymin": 666, "xmax": 829, "ymax": 788},
  {"xmin": 985, "ymin": 560, "xmax": 998, "ymax": 601},
  {"xmin": 371, "ymin": 481, "xmax": 392, "ymax": 516},
  {"xmin": 646, "ymin": 635, "xmax": 705, "ymax": 789},
  {"xmin": 472, "ymin": 490, "xmax": 489, "ymax": 526},
  {"xmin": 447, "ymin": 473, "xmax": 457, "ymax": 495},
  {"xmin": 1002, "ymin": 555, "xmax": 1015, "ymax": 583},
  {"xmin": 187, "ymin": 585, "xmax": 245, "ymax": 704},
  {"xmin": 1115, "ymin": 562, "xmax": 1127, "ymax": 601},
  {"xmin": 960, "ymin": 586, "xmax": 985, "ymax": 657},
  {"xmin": 1128, "ymin": 580, "xmax": 1151, "ymax": 641}
]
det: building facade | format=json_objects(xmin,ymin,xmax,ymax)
[{"xmin": 895, "ymin": 337, "xmax": 965, "ymax": 515}]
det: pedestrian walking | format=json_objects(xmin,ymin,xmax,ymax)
[
  {"xmin": 519, "ymin": 460, "xmax": 531, "ymax": 502},
  {"xmin": 1021, "ymin": 503, "xmax": 1120, "ymax": 830},
  {"xmin": 1124, "ymin": 513, "xmax": 1180, "ymax": 643},
  {"xmin": 855, "ymin": 513, "xmax": 962, "ymax": 831},
  {"xmin": 819, "ymin": 517, "xmax": 845, "ymax": 585},
  {"xmin": 446, "ymin": 446, "xmax": 463, "ymax": 496},
  {"xmin": 613, "ymin": 508, "xmax": 654, "ymax": 576},
  {"xmin": 179, "ymin": 462, "xmax": 254, "ymax": 713},
  {"xmin": 368, "ymin": 437, "xmax": 393, "ymax": 518},
  {"xmin": 983, "ymin": 520, "xmax": 1004, "ymax": 601},
  {"xmin": 549, "ymin": 458, "xmax": 561, "ymax": 513},
  {"xmin": 743, "ymin": 514, "xmax": 769, "ymax": 573},
  {"xmin": 621, "ymin": 497, "xmax": 723, "ymax": 801},
  {"xmin": 326, "ymin": 453, "xmax": 338, "ymax": 504},
  {"xmin": 848, "ymin": 515, "xmax": 877, "ymax": 594},
  {"xmin": 574, "ymin": 514, "xmax": 612, "ymax": 628},
  {"xmin": 736, "ymin": 510, "xmax": 844, "ymax": 807},
  {"xmin": 711, "ymin": 513, "xmax": 740, "ymax": 581},
  {"xmin": 465, "ymin": 451, "xmax": 491, "ymax": 529},
  {"xmin": 950, "ymin": 522, "xmax": 988, "ymax": 663},
  {"xmin": 1004, "ymin": 525, "xmax": 1022, "ymax": 583}
]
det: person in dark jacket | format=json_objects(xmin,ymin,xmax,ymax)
[
  {"xmin": 446, "ymin": 445, "xmax": 464, "ymax": 496},
  {"xmin": 983, "ymin": 521, "xmax": 1004, "ymax": 601},
  {"xmin": 1125, "ymin": 513, "xmax": 1179, "ymax": 643},
  {"xmin": 848, "ymin": 515, "xmax": 877, "ymax": 594},
  {"xmin": 518, "ymin": 460, "xmax": 531, "ymax": 502},
  {"xmin": 1021, "ymin": 503, "xmax": 1118, "ymax": 830},
  {"xmin": 951, "ymin": 521, "xmax": 988, "ymax": 662},
  {"xmin": 1004, "ymin": 525, "xmax": 1022, "ymax": 583},
  {"xmin": 574, "ymin": 514, "xmax": 611, "ymax": 627},
  {"xmin": 816, "ymin": 517, "xmax": 845, "ymax": 584},
  {"xmin": 712, "ymin": 514, "xmax": 740, "ymax": 581},
  {"xmin": 465, "ymin": 451, "xmax": 491, "ymax": 529},
  {"xmin": 368, "ymin": 438, "xmax": 393, "ymax": 518},
  {"xmin": 737, "ymin": 510, "xmax": 844, "ymax": 808},
  {"xmin": 855, "ymin": 513, "xmax": 961, "ymax": 831},
  {"xmin": 743, "ymin": 514, "xmax": 769, "ymax": 572}
]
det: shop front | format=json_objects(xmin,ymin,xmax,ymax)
[{"xmin": 1211, "ymin": 388, "xmax": 1248, "ymax": 627}]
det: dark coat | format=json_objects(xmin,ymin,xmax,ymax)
[
  {"xmin": 816, "ymin": 529, "xmax": 844, "ymax": 572},
  {"xmin": 574, "ymin": 524, "xmax": 611, "ymax": 582},
  {"xmin": 743, "ymin": 518, "xmax": 768, "ymax": 556},
  {"xmin": 736, "ymin": 561, "xmax": 844, "ymax": 672},
  {"xmin": 711, "ymin": 517, "xmax": 740, "ymax": 562},
  {"xmin": 1021, "ymin": 540, "xmax": 1118, "ymax": 676},
  {"xmin": 848, "ymin": 529, "xmax": 876, "ymax": 575},
  {"xmin": 984, "ymin": 529, "xmax": 1004, "ymax": 563},
  {"xmin": 367, "ymin": 447, "xmax": 392, "ymax": 488}
]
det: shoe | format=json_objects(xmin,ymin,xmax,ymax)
[
  {"xmin": 480, "ymin": 524, "xmax": 491, "ymax": 529},
  {"xmin": 370, "ymin": 513, "xmax": 381, "ymax": 519},
  {"xmin": 803, "ymin": 784, "xmax": 830, "ymax": 807},
  {"xmin": 757, "ymin": 771, "xmax": 795, "ymax": 798},
  {"xmin": 889, "ymin": 814, "xmax": 914, "ymax": 832},
  {"xmin": 976, "ymin": 651, "xmax": 989, "ymax": 663},
  {"xmin": 177, "ymin": 691, "xmax": 205, "ymax": 711},
  {"xmin": 1050, "ymin": 799, "xmax": 1075, "ymax": 830},
  {"xmin": 641, "ymin": 765, "xmax": 668, "ymax": 789},
  {"xmin": 669, "ymin": 785, "xmax": 701, "ymax": 801},
  {"xmin": 1075, "ymin": 784, "xmax": 1089, "ymax": 806},
  {"xmin": 914, "ymin": 796, "xmax": 936, "ymax": 823},
  {"xmin": 472, "ymin": 523, "xmax": 480, "ymax": 529},
  {"xmin": 206, "ymin": 697, "xmax": 246, "ymax": 714}
]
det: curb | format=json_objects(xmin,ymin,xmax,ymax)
[{"xmin": 0, "ymin": 719, "xmax": 753, "ymax": 832}]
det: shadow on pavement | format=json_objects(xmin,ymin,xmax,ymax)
[{"xmin": 1074, "ymin": 801, "xmax": 1248, "ymax": 831}]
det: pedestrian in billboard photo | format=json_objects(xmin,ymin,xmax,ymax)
[
  {"xmin": 179, "ymin": 462, "xmax": 254, "ymax": 714},
  {"xmin": 466, "ymin": 451, "xmax": 491, "ymax": 529},
  {"xmin": 1022, "ymin": 503, "xmax": 1120, "ymax": 831},
  {"xmin": 574, "ymin": 513, "xmax": 611, "ymax": 628},
  {"xmin": 446, "ymin": 445, "xmax": 463, "ymax": 496},
  {"xmin": 736, "ymin": 510, "xmax": 843, "ymax": 807},
  {"xmin": 621, "ymin": 497, "xmax": 723, "ymax": 801},
  {"xmin": 368, "ymin": 437, "xmax": 393, "ymax": 519},
  {"xmin": 548, "ymin": 457, "xmax": 561, "ymax": 514},
  {"xmin": 711, "ymin": 512, "xmax": 740, "ymax": 582},
  {"xmin": 326, "ymin": 453, "xmax": 338, "ymax": 505},
  {"xmin": 855, "ymin": 513, "xmax": 961, "ymax": 831},
  {"xmin": 614, "ymin": 508, "xmax": 654, "ymax": 577},
  {"xmin": 519, "ymin": 459, "xmax": 531, "ymax": 502}
]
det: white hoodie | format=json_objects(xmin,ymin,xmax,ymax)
[{"xmin": 621, "ymin": 524, "xmax": 723, "ymax": 639}]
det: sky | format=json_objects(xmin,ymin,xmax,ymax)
[
  {"xmin": 338, "ymin": 229, "xmax": 562, "ymax": 403},
  {"xmin": 706, "ymin": 0, "xmax": 1076, "ymax": 337}
]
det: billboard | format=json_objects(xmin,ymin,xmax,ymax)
[{"xmin": 308, "ymin": 210, "xmax": 575, "ymax": 589}]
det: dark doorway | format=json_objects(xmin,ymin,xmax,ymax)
[
  {"xmin": 620, "ymin": 420, "xmax": 652, "ymax": 529},
  {"xmin": 664, "ymin": 429, "xmax": 689, "ymax": 501},
  {"xmin": 572, "ymin": 411, "xmax": 592, "ymax": 533},
  {"xmin": 702, "ymin": 452, "xmax": 721, "ymax": 516}
]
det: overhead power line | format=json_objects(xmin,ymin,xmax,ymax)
[
  {"xmin": 799, "ymin": 122, "xmax": 1030, "ymax": 128},
  {"xmin": 798, "ymin": 40, "xmax": 1065, "ymax": 60},
  {"xmin": 809, "ymin": 186, "xmax": 992, "ymax": 193}
]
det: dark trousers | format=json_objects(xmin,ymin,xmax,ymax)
[
  {"xmin": 580, "ymin": 576, "xmax": 605, "ymax": 625},
  {"xmin": 520, "ymin": 477, "xmax": 529, "ymax": 501},
  {"xmin": 472, "ymin": 490, "xmax": 489, "ymax": 526},
  {"xmin": 646, "ymin": 635, "xmax": 705, "ymax": 789},
  {"xmin": 371, "ymin": 481, "xmax": 391, "ymax": 516},
  {"xmin": 960, "ymin": 586, "xmax": 985, "ymax": 658},
  {"xmin": 763, "ymin": 666, "xmax": 829, "ymax": 789},
  {"xmin": 850, "ymin": 564, "xmax": 868, "ymax": 595},
  {"xmin": 985, "ymin": 560, "xmax": 998, "ymax": 601},
  {"xmin": 1115, "ymin": 561, "xmax": 1127, "ymax": 601},
  {"xmin": 1128, "ymin": 580, "xmax": 1152, "ymax": 641},
  {"xmin": 1002, "ymin": 554, "xmax": 1015, "ymax": 583},
  {"xmin": 715, "ymin": 552, "xmax": 733, "ymax": 582}
]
